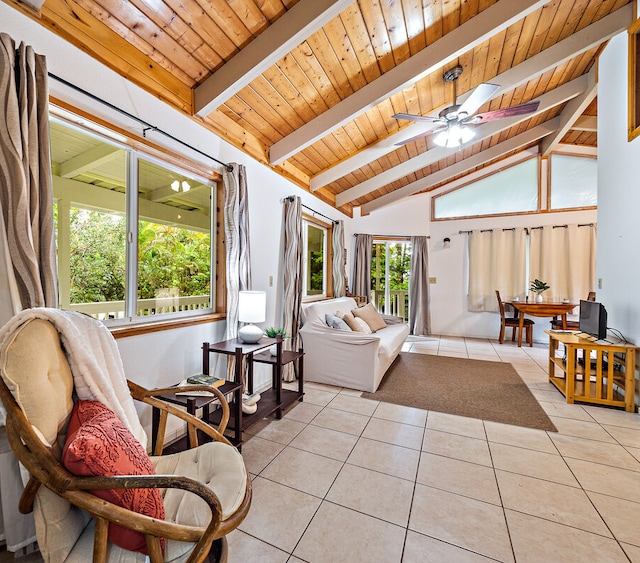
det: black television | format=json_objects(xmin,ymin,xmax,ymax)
[{"xmin": 579, "ymin": 299, "xmax": 608, "ymax": 340}]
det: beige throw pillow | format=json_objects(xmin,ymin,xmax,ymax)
[
  {"xmin": 352, "ymin": 302, "xmax": 387, "ymax": 332},
  {"xmin": 341, "ymin": 312, "xmax": 372, "ymax": 333}
]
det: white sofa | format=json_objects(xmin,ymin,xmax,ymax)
[{"xmin": 299, "ymin": 297, "xmax": 410, "ymax": 393}]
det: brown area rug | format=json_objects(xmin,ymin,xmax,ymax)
[{"xmin": 362, "ymin": 353, "xmax": 557, "ymax": 432}]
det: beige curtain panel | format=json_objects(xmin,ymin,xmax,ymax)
[
  {"xmin": 529, "ymin": 224, "xmax": 596, "ymax": 303},
  {"xmin": 0, "ymin": 31, "xmax": 57, "ymax": 554},
  {"xmin": 467, "ymin": 228, "xmax": 527, "ymax": 312},
  {"xmin": 0, "ymin": 33, "xmax": 57, "ymax": 324}
]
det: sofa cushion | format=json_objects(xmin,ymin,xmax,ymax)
[
  {"xmin": 62, "ymin": 400, "xmax": 165, "ymax": 555},
  {"xmin": 325, "ymin": 313, "xmax": 351, "ymax": 331},
  {"xmin": 341, "ymin": 313, "xmax": 372, "ymax": 333},
  {"xmin": 352, "ymin": 303, "xmax": 387, "ymax": 332}
]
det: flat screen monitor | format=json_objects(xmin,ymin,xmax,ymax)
[{"xmin": 579, "ymin": 299, "xmax": 607, "ymax": 340}]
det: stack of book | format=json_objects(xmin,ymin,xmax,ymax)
[{"xmin": 176, "ymin": 374, "xmax": 225, "ymax": 396}]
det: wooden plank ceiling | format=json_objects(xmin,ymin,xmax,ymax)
[{"xmin": 8, "ymin": 0, "xmax": 633, "ymax": 216}]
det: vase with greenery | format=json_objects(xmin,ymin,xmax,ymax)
[
  {"xmin": 264, "ymin": 327, "xmax": 288, "ymax": 355},
  {"xmin": 529, "ymin": 279, "xmax": 550, "ymax": 302}
]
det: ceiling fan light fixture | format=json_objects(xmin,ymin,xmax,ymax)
[{"xmin": 433, "ymin": 124, "xmax": 476, "ymax": 148}]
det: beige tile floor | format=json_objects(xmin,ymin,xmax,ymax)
[
  {"xmin": 3, "ymin": 335, "xmax": 640, "ymax": 562},
  {"xmin": 231, "ymin": 336, "xmax": 640, "ymax": 563}
]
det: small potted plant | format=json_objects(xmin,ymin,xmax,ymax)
[
  {"xmin": 529, "ymin": 279, "xmax": 550, "ymax": 302},
  {"xmin": 263, "ymin": 326, "xmax": 288, "ymax": 355}
]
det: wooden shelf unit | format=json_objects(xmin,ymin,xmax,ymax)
[{"xmin": 546, "ymin": 331, "xmax": 638, "ymax": 412}]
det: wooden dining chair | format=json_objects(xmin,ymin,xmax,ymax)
[
  {"xmin": 550, "ymin": 291, "xmax": 595, "ymax": 330},
  {"xmin": 495, "ymin": 290, "xmax": 534, "ymax": 346}
]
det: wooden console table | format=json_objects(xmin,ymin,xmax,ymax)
[{"xmin": 546, "ymin": 330, "xmax": 638, "ymax": 412}]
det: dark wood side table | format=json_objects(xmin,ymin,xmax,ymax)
[
  {"xmin": 152, "ymin": 336, "xmax": 305, "ymax": 451},
  {"xmin": 150, "ymin": 381, "xmax": 242, "ymax": 454},
  {"xmin": 252, "ymin": 347, "xmax": 304, "ymax": 419},
  {"xmin": 201, "ymin": 337, "xmax": 276, "ymax": 448},
  {"xmin": 203, "ymin": 337, "xmax": 304, "ymax": 447}
]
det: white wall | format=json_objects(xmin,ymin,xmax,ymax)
[
  {"xmin": 351, "ymin": 181, "xmax": 597, "ymax": 343},
  {"xmin": 597, "ymin": 33, "xmax": 640, "ymax": 345}
]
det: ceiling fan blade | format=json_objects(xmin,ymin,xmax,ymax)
[
  {"xmin": 392, "ymin": 113, "xmax": 443, "ymax": 124},
  {"xmin": 466, "ymin": 101, "xmax": 540, "ymax": 124},
  {"xmin": 394, "ymin": 126, "xmax": 446, "ymax": 146},
  {"xmin": 457, "ymin": 83, "xmax": 500, "ymax": 118}
]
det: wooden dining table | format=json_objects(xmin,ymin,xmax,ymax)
[{"xmin": 506, "ymin": 301, "xmax": 578, "ymax": 347}]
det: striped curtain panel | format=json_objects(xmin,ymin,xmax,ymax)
[
  {"xmin": 281, "ymin": 196, "xmax": 303, "ymax": 382},
  {"xmin": 332, "ymin": 219, "xmax": 346, "ymax": 297},
  {"xmin": 0, "ymin": 33, "xmax": 57, "ymax": 327},
  {"xmin": 0, "ymin": 32, "xmax": 53, "ymax": 554},
  {"xmin": 409, "ymin": 236, "xmax": 430, "ymax": 335},
  {"xmin": 352, "ymin": 234, "xmax": 373, "ymax": 301},
  {"xmin": 467, "ymin": 228, "xmax": 527, "ymax": 312},
  {"xmin": 223, "ymin": 163, "xmax": 251, "ymax": 340},
  {"xmin": 529, "ymin": 224, "xmax": 596, "ymax": 303}
]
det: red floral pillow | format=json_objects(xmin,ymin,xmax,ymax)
[{"xmin": 62, "ymin": 400, "xmax": 165, "ymax": 554}]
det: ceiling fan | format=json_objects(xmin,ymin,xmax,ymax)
[{"xmin": 392, "ymin": 65, "xmax": 540, "ymax": 148}]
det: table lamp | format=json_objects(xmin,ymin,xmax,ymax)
[{"xmin": 238, "ymin": 290, "xmax": 266, "ymax": 343}]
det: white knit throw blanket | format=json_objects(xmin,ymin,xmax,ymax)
[{"xmin": 0, "ymin": 308, "xmax": 147, "ymax": 448}]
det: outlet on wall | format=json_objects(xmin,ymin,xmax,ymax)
[
  {"xmin": 598, "ymin": 278, "xmax": 602, "ymax": 289},
  {"xmin": 429, "ymin": 277, "xmax": 437, "ymax": 284}
]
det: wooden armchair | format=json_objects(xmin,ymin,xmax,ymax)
[{"xmin": 0, "ymin": 312, "xmax": 251, "ymax": 563}]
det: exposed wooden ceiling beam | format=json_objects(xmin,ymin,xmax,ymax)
[
  {"xmin": 336, "ymin": 77, "xmax": 586, "ymax": 207},
  {"xmin": 540, "ymin": 68, "xmax": 597, "ymax": 156},
  {"xmin": 269, "ymin": 0, "xmax": 552, "ymax": 165},
  {"xmin": 571, "ymin": 115, "xmax": 597, "ymax": 132},
  {"xmin": 194, "ymin": 0, "xmax": 353, "ymax": 117},
  {"xmin": 361, "ymin": 117, "xmax": 561, "ymax": 214},
  {"xmin": 312, "ymin": 5, "xmax": 631, "ymax": 192}
]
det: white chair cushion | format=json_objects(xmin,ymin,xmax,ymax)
[
  {"xmin": 152, "ymin": 442, "xmax": 247, "ymax": 521},
  {"xmin": 65, "ymin": 440, "xmax": 246, "ymax": 562},
  {"xmin": 151, "ymin": 441, "xmax": 247, "ymax": 562}
]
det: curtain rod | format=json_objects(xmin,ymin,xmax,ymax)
[
  {"xmin": 302, "ymin": 203, "xmax": 336, "ymax": 223},
  {"xmin": 459, "ymin": 223, "xmax": 594, "ymax": 234},
  {"xmin": 354, "ymin": 234, "xmax": 430, "ymax": 239},
  {"xmin": 48, "ymin": 72, "xmax": 234, "ymax": 173},
  {"xmin": 284, "ymin": 196, "xmax": 336, "ymax": 223}
]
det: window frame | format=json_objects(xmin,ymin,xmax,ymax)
[
  {"xmin": 629, "ymin": 16, "xmax": 640, "ymax": 142},
  {"xmin": 431, "ymin": 155, "xmax": 541, "ymax": 221},
  {"xmin": 302, "ymin": 214, "xmax": 333, "ymax": 302},
  {"xmin": 546, "ymin": 152, "xmax": 598, "ymax": 211},
  {"xmin": 50, "ymin": 102, "xmax": 225, "ymax": 328}
]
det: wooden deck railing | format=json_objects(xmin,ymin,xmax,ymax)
[
  {"xmin": 67, "ymin": 295, "xmax": 211, "ymax": 320},
  {"xmin": 371, "ymin": 290, "xmax": 409, "ymax": 322}
]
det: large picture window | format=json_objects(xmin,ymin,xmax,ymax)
[{"xmin": 51, "ymin": 112, "xmax": 217, "ymax": 323}]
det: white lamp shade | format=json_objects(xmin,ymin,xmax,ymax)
[{"xmin": 238, "ymin": 291, "xmax": 266, "ymax": 323}]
